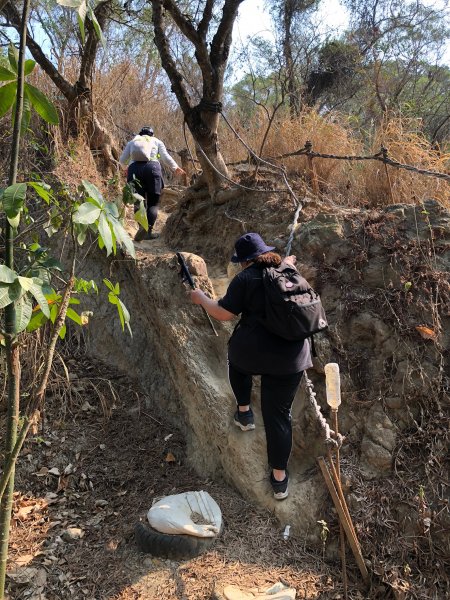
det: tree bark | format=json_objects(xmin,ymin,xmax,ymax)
[
  {"xmin": 2, "ymin": 0, "xmax": 119, "ymax": 175},
  {"xmin": 0, "ymin": 0, "xmax": 28, "ymax": 596},
  {"xmin": 151, "ymin": 0, "xmax": 244, "ymax": 196}
]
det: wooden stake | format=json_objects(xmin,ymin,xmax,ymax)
[
  {"xmin": 332, "ymin": 411, "xmax": 348, "ymax": 600},
  {"xmin": 317, "ymin": 457, "xmax": 370, "ymax": 585},
  {"xmin": 381, "ymin": 146, "xmax": 395, "ymax": 204},
  {"xmin": 305, "ymin": 140, "xmax": 319, "ymax": 196}
]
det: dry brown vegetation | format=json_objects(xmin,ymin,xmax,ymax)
[{"xmin": 9, "ymin": 64, "xmax": 447, "ymax": 212}]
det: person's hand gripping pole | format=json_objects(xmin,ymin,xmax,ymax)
[{"xmin": 176, "ymin": 252, "xmax": 218, "ymax": 336}]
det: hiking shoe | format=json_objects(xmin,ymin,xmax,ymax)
[
  {"xmin": 142, "ymin": 231, "xmax": 159, "ymax": 240},
  {"xmin": 233, "ymin": 408, "xmax": 255, "ymax": 431},
  {"xmin": 134, "ymin": 228, "xmax": 147, "ymax": 242},
  {"xmin": 270, "ymin": 471, "xmax": 289, "ymax": 500}
]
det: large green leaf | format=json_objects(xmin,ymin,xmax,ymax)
[
  {"xmin": 25, "ymin": 83, "xmax": 59, "ymax": 125},
  {"xmin": 26, "ymin": 309, "xmax": 48, "ymax": 333},
  {"xmin": 15, "ymin": 295, "xmax": 33, "ymax": 333},
  {"xmin": 78, "ymin": 0, "xmax": 88, "ymax": 44},
  {"xmin": 122, "ymin": 183, "xmax": 135, "ymax": 205},
  {"xmin": 82, "ymin": 180, "xmax": 104, "ymax": 205},
  {"xmin": 75, "ymin": 223, "xmax": 88, "ymax": 245},
  {"xmin": 98, "ymin": 212, "xmax": 114, "ymax": 256},
  {"xmin": 17, "ymin": 275, "xmax": 34, "ymax": 292},
  {"xmin": 24, "ymin": 60, "xmax": 36, "ymax": 76},
  {"xmin": 104, "ymin": 201, "xmax": 119, "ymax": 219},
  {"xmin": 117, "ymin": 297, "xmax": 132, "ymax": 335},
  {"xmin": 20, "ymin": 95, "xmax": 32, "ymax": 134},
  {"xmin": 103, "ymin": 278, "xmax": 115, "ymax": 292},
  {"xmin": 29, "ymin": 279, "xmax": 50, "ymax": 317},
  {"xmin": 73, "ymin": 202, "xmax": 101, "ymax": 225},
  {"xmin": 111, "ymin": 219, "xmax": 135, "ymax": 259},
  {"xmin": 0, "ymin": 265, "xmax": 18, "ymax": 284},
  {"xmin": 0, "ymin": 67, "xmax": 16, "ymax": 82},
  {"xmin": 8, "ymin": 44, "xmax": 18, "ymax": 74},
  {"xmin": 134, "ymin": 198, "xmax": 148, "ymax": 230},
  {"xmin": 0, "ymin": 81, "xmax": 17, "ymax": 118},
  {"xmin": 2, "ymin": 182, "xmax": 27, "ymax": 219},
  {"xmin": 66, "ymin": 307, "xmax": 83, "ymax": 325},
  {"xmin": 0, "ymin": 281, "xmax": 22, "ymax": 309},
  {"xmin": 40, "ymin": 257, "xmax": 63, "ymax": 271},
  {"xmin": 56, "ymin": 0, "xmax": 82, "ymax": 6},
  {"xmin": 28, "ymin": 181, "xmax": 53, "ymax": 204},
  {"xmin": 88, "ymin": 6, "xmax": 106, "ymax": 47}
]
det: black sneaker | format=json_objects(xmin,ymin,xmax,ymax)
[
  {"xmin": 270, "ymin": 471, "xmax": 289, "ymax": 500},
  {"xmin": 233, "ymin": 408, "xmax": 255, "ymax": 431},
  {"xmin": 142, "ymin": 231, "xmax": 159, "ymax": 240},
  {"xmin": 134, "ymin": 228, "xmax": 147, "ymax": 241}
]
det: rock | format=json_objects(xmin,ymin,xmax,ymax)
[
  {"xmin": 62, "ymin": 527, "xmax": 85, "ymax": 541},
  {"xmin": 360, "ymin": 404, "xmax": 397, "ymax": 478},
  {"xmin": 298, "ymin": 213, "xmax": 350, "ymax": 265},
  {"xmin": 360, "ymin": 437, "xmax": 392, "ymax": 478},
  {"xmin": 385, "ymin": 396, "xmax": 403, "ymax": 409},
  {"xmin": 365, "ymin": 405, "xmax": 397, "ymax": 452}
]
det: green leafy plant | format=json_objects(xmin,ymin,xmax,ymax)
[
  {"xmin": 0, "ymin": 44, "xmax": 59, "ymax": 130},
  {"xmin": 56, "ymin": 0, "xmax": 105, "ymax": 46},
  {"xmin": 103, "ymin": 278, "xmax": 131, "ymax": 335},
  {"xmin": 73, "ymin": 180, "xmax": 136, "ymax": 258}
]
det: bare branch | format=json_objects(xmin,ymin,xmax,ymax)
[
  {"xmin": 210, "ymin": 0, "xmax": 244, "ymax": 70},
  {"xmin": 161, "ymin": 0, "xmax": 212, "ymax": 89},
  {"xmin": 151, "ymin": 0, "xmax": 192, "ymax": 114},
  {"xmin": 198, "ymin": 0, "xmax": 214, "ymax": 39}
]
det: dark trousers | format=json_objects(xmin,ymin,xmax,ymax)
[
  {"xmin": 127, "ymin": 161, "xmax": 162, "ymax": 229},
  {"xmin": 228, "ymin": 363, "xmax": 303, "ymax": 470}
]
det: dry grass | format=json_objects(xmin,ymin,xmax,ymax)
[
  {"xmin": 6, "ymin": 60, "xmax": 449, "ymax": 209},
  {"xmin": 365, "ymin": 116, "xmax": 450, "ymax": 208}
]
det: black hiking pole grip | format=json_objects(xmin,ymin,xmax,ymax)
[{"xmin": 176, "ymin": 252, "xmax": 218, "ymax": 336}]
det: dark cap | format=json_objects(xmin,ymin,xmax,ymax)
[
  {"xmin": 139, "ymin": 126, "xmax": 154, "ymax": 136},
  {"xmin": 231, "ymin": 233, "xmax": 275, "ymax": 263}
]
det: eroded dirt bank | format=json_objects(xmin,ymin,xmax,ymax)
[{"xmin": 79, "ymin": 188, "xmax": 449, "ymax": 598}]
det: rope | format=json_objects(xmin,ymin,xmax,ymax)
[
  {"xmin": 183, "ymin": 120, "xmax": 201, "ymax": 174},
  {"xmin": 284, "ymin": 201, "xmax": 303, "ymax": 256},
  {"xmin": 198, "ymin": 99, "xmax": 223, "ymax": 113},
  {"xmin": 303, "ymin": 142, "xmax": 450, "ymax": 182},
  {"xmin": 221, "ymin": 111, "xmax": 302, "ymax": 209},
  {"xmin": 195, "ymin": 141, "xmax": 285, "ymax": 193},
  {"xmin": 304, "ymin": 373, "xmax": 344, "ymax": 449}
]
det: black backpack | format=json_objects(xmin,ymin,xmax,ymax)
[{"xmin": 260, "ymin": 260, "xmax": 328, "ymax": 342}]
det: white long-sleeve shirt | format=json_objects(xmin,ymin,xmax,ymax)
[{"xmin": 119, "ymin": 135, "xmax": 179, "ymax": 170}]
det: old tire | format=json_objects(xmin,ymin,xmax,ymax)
[{"xmin": 134, "ymin": 522, "xmax": 218, "ymax": 560}]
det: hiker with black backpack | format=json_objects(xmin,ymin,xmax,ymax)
[{"xmin": 189, "ymin": 233, "xmax": 327, "ymax": 500}]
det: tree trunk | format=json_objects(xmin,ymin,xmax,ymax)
[
  {"xmin": 0, "ymin": 0, "xmax": 29, "ymax": 596},
  {"xmin": 2, "ymin": 0, "xmax": 119, "ymax": 176},
  {"xmin": 151, "ymin": 0, "xmax": 243, "ymax": 196},
  {"xmin": 187, "ymin": 107, "xmax": 229, "ymax": 194}
]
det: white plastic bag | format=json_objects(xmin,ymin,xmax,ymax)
[{"xmin": 148, "ymin": 490, "xmax": 222, "ymax": 538}]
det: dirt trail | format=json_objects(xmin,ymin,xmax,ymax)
[
  {"xmin": 7, "ymin": 192, "xmax": 449, "ymax": 599},
  {"xmin": 6, "ymin": 351, "xmax": 337, "ymax": 600}
]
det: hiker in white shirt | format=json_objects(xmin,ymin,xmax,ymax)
[{"xmin": 119, "ymin": 127, "xmax": 185, "ymax": 240}]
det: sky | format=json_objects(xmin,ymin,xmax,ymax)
[
  {"xmin": 234, "ymin": 0, "xmax": 450, "ymax": 64},
  {"xmin": 235, "ymin": 0, "xmax": 349, "ymax": 43}
]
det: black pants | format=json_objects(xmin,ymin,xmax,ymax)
[
  {"xmin": 127, "ymin": 161, "xmax": 163, "ymax": 228},
  {"xmin": 228, "ymin": 363, "xmax": 303, "ymax": 470}
]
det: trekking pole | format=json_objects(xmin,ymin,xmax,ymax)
[
  {"xmin": 325, "ymin": 363, "xmax": 348, "ymax": 599},
  {"xmin": 176, "ymin": 252, "xmax": 218, "ymax": 336}
]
